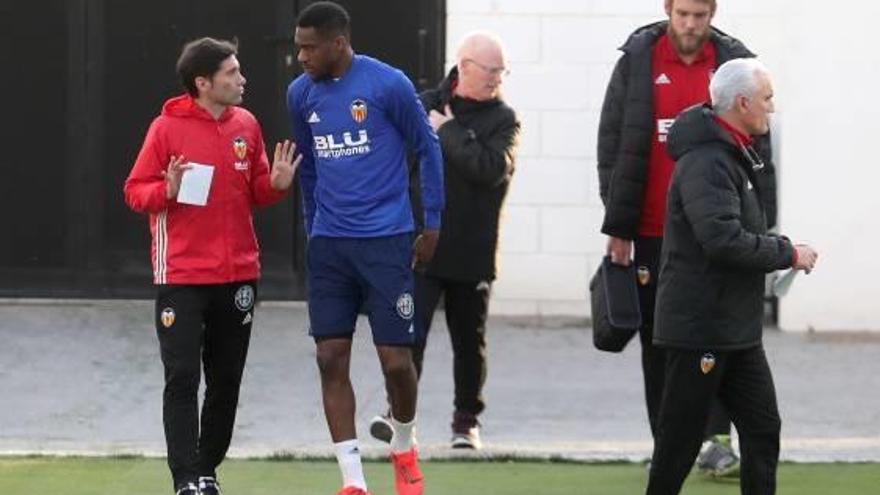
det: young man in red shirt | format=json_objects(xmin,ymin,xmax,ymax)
[
  {"xmin": 596, "ymin": 0, "xmax": 777, "ymax": 477},
  {"xmin": 124, "ymin": 38, "xmax": 299, "ymax": 495}
]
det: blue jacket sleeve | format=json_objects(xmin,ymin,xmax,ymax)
[
  {"xmin": 287, "ymin": 80, "xmax": 317, "ymax": 236},
  {"xmin": 385, "ymin": 71, "xmax": 445, "ymax": 230}
]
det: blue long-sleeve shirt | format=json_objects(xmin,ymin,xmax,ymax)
[{"xmin": 287, "ymin": 54, "xmax": 444, "ymax": 238}]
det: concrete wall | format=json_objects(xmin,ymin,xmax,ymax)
[{"xmin": 445, "ymin": 0, "xmax": 880, "ymax": 330}]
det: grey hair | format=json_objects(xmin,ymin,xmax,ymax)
[{"xmin": 710, "ymin": 58, "xmax": 770, "ymax": 113}]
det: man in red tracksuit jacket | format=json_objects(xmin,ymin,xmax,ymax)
[{"xmin": 124, "ymin": 37, "xmax": 299, "ymax": 495}]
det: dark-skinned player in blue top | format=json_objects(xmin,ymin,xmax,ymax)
[{"xmin": 286, "ymin": 3, "xmax": 443, "ymax": 495}]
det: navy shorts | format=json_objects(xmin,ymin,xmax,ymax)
[{"xmin": 307, "ymin": 234, "xmax": 415, "ymax": 346}]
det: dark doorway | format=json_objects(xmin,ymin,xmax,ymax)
[{"xmin": 0, "ymin": 0, "xmax": 445, "ymax": 299}]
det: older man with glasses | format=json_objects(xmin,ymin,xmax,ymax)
[{"xmin": 370, "ymin": 31, "xmax": 520, "ymax": 450}]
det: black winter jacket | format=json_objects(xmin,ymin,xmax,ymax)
[
  {"xmin": 597, "ymin": 21, "xmax": 778, "ymax": 239},
  {"xmin": 653, "ymin": 105, "xmax": 794, "ymax": 350},
  {"xmin": 410, "ymin": 68, "xmax": 520, "ymax": 282}
]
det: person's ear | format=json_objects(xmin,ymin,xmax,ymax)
[
  {"xmin": 737, "ymin": 95, "xmax": 750, "ymax": 114},
  {"xmin": 195, "ymin": 76, "xmax": 211, "ymax": 94}
]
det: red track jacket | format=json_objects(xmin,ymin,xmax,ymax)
[{"xmin": 124, "ymin": 95, "xmax": 286, "ymax": 284}]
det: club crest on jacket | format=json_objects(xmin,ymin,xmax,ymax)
[
  {"xmin": 232, "ymin": 137, "xmax": 249, "ymax": 171},
  {"xmin": 233, "ymin": 137, "xmax": 248, "ymax": 160},
  {"xmin": 700, "ymin": 352, "xmax": 716, "ymax": 374}
]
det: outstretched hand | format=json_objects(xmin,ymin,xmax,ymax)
[{"xmin": 270, "ymin": 140, "xmax": 302, "ymax": 191}]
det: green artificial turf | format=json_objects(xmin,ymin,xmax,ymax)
[{"xmin": 0, "ymin": 457, "xmax": 877, "ymax": 494}]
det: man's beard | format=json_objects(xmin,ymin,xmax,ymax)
[{"xmin": 668, "ymin": 28, "xmax": 709, "ymax": 56}]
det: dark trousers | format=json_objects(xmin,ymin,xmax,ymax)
[
  {"xmin": 155, "ymin": 282, "xmax": 256, "ymax": 489},
  {"xmin": 647, "ymin": 346, "xmax": 781, "ymax": 495},
  {"xmin": 635, "ymin": 237, "xmax": 731, "ymax": 439},
  {"xmin": 411, "ymin": 273, "xmax": 490, "ymax": 416}
]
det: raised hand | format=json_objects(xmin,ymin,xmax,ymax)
[
  {"xmin": 270, "ymin": 140, "xmax": 302, "ymax": 191},
  {"xmin": 428, "ymin": 104, "xmax": 454, "ymax": 131},
  {"xmin": 163, "ymin": 155, "xmax": 191, "ymax": 200}
]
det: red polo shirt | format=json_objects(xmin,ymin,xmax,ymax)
[{"xmin": 640, "ymin": 34, "xmax": 716, "ymax": 237}]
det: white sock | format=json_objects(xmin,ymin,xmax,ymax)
[
  {"xmin": 390, "ymin": 416, "xmax": 417, "ymax": 453},
  {"xmin": 334, "ymin": 439, "xmax": 367, "ymax": 490}
]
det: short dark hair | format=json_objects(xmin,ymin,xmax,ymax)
[
  {"xmin": 176, "ymin": 37, "xmax": 238, "ymax": 97},
  {"xmin": 297, "ymin": 1, "xmax": 351, "ymax": 40}
]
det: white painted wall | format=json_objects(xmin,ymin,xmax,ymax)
[
  {"xmin": 773, "ymin": 3, "xmax": 880, "ymax": 331},
  {"xmin": 446, "ymin": 0, "xmax": 880, "ymax": 331}
]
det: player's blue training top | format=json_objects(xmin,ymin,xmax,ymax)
[{"xmin": 287, "ymin": 54, "xmax": 444, "ymax": 238}]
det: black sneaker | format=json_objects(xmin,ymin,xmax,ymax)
[
  {"xmin": 369, "ymin": 413, "xmax": 393, "ymax": 444},
  {"xmin": 199, "ymin": 476, "xmax": 223, "ymax": 495},
  {"xmin": 175, "ymin": 482, "xmax": 199, "ymax": 495}
]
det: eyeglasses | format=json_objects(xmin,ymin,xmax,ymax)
[{"xmin": 463, "ymin": 58, "xmax": 510, "ymax": 77}]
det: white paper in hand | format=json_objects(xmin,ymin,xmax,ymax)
[
  {"xmin": 772, "ymin": 268, "xmax": 798, "ymax": 297},
  {"xmin": 177, "ymin": 162, "xmax": 214, "ymax": 206}
]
